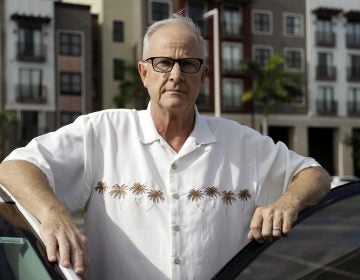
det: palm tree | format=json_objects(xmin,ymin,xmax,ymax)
[
  {"xmin": 240, "ymin": 54, "xmax": 303, "ymax": 135},
  {"xmin": 113, "ymin": 64, "xmax": 149, "ymax": 109}
]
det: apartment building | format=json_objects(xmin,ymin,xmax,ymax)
[
  {"xmin": 4, "ymin": 0, "xmax": 55, "ymax": 145},
  {"xmin": 306, "ymin": 0, "xmax": 360, "ymax": 175},
  {"xmin": 63, "ymin": 0, "xmax": 145, "ymax": 109},
  {"xmin": 54, "ymin": 2, "xmax": 93, "ymax": 126}
]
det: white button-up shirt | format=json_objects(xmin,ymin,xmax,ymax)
[{"xmin": 5, "ymin": 105, "xmax": 320, "ymax": 280}]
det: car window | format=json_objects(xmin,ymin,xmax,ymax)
[
  {"xmin": 0, "ymin": 202, "xmax": 66, "ymax": 280},
  {"xmin": 234, "ymin": 195, "xmax": 360, "ymax": 280}
]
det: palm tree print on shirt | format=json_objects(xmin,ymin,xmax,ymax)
[
  {"xmin": 130, "ymin": 183, "xmax": 148, "ymax": 206},
  {"xmin": 147, "ymin": 188, "xmax": 165, "ymax": 211}
]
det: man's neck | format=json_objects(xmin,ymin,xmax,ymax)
[{"xmin": 151, "ymin": 106, "xmax": 195, "ymax": 152}]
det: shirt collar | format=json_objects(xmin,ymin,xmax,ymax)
[{"xmin": 138, "ymin": 102, "xmax": 217, "ymax": 146}]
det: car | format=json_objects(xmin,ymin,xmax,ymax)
[
  {"xmin": 212, "ymin": 180, "xmax": 360, "ymax": 279},
  {"xmin": 0, "ymin": 184, "xmax": 79, "ymax": 280},
  {"xmin": 331, "ymin": 175, "xmax": 360, "ymax": 188}
]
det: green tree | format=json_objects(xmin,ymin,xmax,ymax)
[
  {"xmin": 240, "ymin": 54, "xmax": 303, "ymax": 135},
  {"xmin": 113, "ymin": 64, "xmax": 149, "ymax": 110}
]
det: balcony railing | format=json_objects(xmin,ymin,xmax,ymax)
[
  {"xmin": 222, "ymin": 59, "xmax": 241, "ymax": 75},
  {"xmin": 16, "ymin": 42, "xmax": 46, "ymax": 62},
  {"xmin": 16, "ymin": 84, "xmax": 47, "ymax": 104},
  {"xmin": 316, "ymin": 66, "xmax": 337, "ymax": 81},
  {"xmin": 347, "ymin": 67, "xmax": 360, "ymax": 82},
  {"xmin": 316, "ymin": 99, "xmax": 337, "ymax": 116},
  {"xmin": 316, "ymin": 31, "xmax": 336, "ymax": 47},
  {"xmin": 347, "ymin": 101, "xmax": 360, "ymax": 116},
  {"xmin": 346, "ymin": 35, "xmax": 360, "ymax": 49},
  {"xmin": 222, "ymin": 23, "xmax": 243, "ymax": 40}
]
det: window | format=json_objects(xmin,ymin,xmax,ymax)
[
  {"xmin": 347, "ymin": 54, "xmax": 360, "ymax": 80},
  {"xmin": 346, "ymin": 21, "xmax": 360, "ymax": 47},
  {"xmin": 59, "ymin": 33, "xmax": 81, "ymax": 56},
  {"xmin": 252, "ymin": 10, "xmax": 272, "ymax": 34},
  {"xmin": 316, "ymin": 17, "xmax": 334, "ymax": 46},
  {"xmin": 196, "ymin": 78, "xmax": 210, "ymax": 110},
  {"xmin": 113, "ymin": 59, "xmax": 125, "ymax": 80},
  {"xmin": 223, "ymin": 5, "xmax": 242, "ymax": 37},
  {"xmin": 18, "ymin": 69, "xmax": 43, "ymax": 101},
  {"xmin": 284, "ymin": 14, "xmax": 303, "ymax": 36},
  {"xmin": 223, "ymin": 79, "xmax": 243, "ymax": 110},
  {"xmin": 188, "ymin": 1, "xmax": 206, "ymax": 34},
  {"xmin": 60, "ymin": 112, "xmax": 81, "ymax": 126},
  {"xmin": 348, "ymin": 87, "xmax": 360, "ymax": 113},
  {"xmin": 318, "ymin": 86, "xmax": 335, "ymax": 113},
  {"xmin": 149, "ymin": 0, "xmax": 171, "ymax": 22},
  {"xmin": 253, "ymin": 46, "xmax": 272, "ymax": 68},
  {"xmin": 317, "ymin": 52, "xmax": 335, "ymax": 79},
  {"xmin": 284, "ymin": 48, "xmax": 303, "ymax": 70},
  {"xmin": 60, "ymin": 73, "xmax": 81, "ymax": 95},
  {"xmin": 222, "ymin": 43, "xmax": 242, "ymax": 72},
  {"xmin": 113, "ymin": 21, "xmax": 124, "ymax": 42},
  {"xmin": 226, "ymin": 188, "xmax": 360, "ymax": 279},
  {"xmin": 18, "ymin": 26, "xmax": 43, "ymax": 58}
]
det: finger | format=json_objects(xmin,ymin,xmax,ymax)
[
  {"xmin": 57, "ymin": 233, "xmax": 71, "ymax": 268},
  {"xmin": 43, "ymin": 233, "xmax": 58, "ymax": 262},
  {"xmin": 272, "ymin": 213, "xmax": 283, "ymax": 239},
  {"xmin": 249, "ymin": 209, "xmax": 265, "ymax": 243},
  {"xmin": 261, "ymin": 213, "xmax": 274, "ymax": 242},
  {"xmin": 282, "ymin": 212, "xmax": 293, "ymax": 236}
]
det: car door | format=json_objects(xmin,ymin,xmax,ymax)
[
  {"xmin": 213, "ymin": 181, "xmax": 360, "ymax": 280},
  {"xmin": 0, "ymin": 185, "xmax": 75, "ymax": 280}
]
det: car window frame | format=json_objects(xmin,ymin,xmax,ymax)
[{"xmin": 212, "ymin": 180, "xmax": 360, "ymax": 280}]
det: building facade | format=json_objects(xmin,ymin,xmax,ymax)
[
  {"xmin": 54, "ymin": 2, "xmax": 93, "ymax": 126},
  {"xmin": 4, "ymin": 0, "xmax": 56, "ymax": 145}
]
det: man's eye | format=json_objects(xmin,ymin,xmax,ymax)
[{"xmin": 156, "ymin": 59, "xmax": 173, "ymax": 68}]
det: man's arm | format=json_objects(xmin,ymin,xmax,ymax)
[
  {"xmin": 0, "ymin": 160, "xmax": 89, "ymax": 278},
  {"xmin": 248, "ymin": 166, "xmax": 331, "ymax": 243}
]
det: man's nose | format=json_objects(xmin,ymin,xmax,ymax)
[{"xmin": 169, "ymin": 62, "xmax": 184, "ymax": 81}]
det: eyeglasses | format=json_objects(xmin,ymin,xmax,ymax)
[{"xmin": 144, "ymin": 57, "xmax": 204, "ymax": 74}]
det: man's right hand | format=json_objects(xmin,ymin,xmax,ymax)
[{"xmin": 40, "ymin": 210, "xmax": 89, "ymax": 279}]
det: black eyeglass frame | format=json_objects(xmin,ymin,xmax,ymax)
[{"xmin": 144, "ymin": 57, "xmax": 204, "ymax": 74}]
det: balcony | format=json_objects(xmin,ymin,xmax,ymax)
[
  {"xmin": 316, "ymin": 31, "xmax": 336, "ymax": 47},
  {"xmin": 346, "ymin": 35, "xmax": 360, "ymax": 49},
  {"xmin": 16, "ymin": 42, "xmax": 46, "ymax": 62},
  {"xmin": 222, "ymin": 59, "xmax": 242, "ymax": 75},
  {"xmin": 316, "ymin": 99, "xmax": 337, "ymax": 116},
  {"xmin": 316, "ymin": 66, "xmax": 337, "ymax": 81},
  {"xmin": 222, "ymin": 23, "xmax": 243, "ymax": 40},
  {"xmin": 347, "ymin": 67, "xmax": 360, "ymax": 82},
  {"xmin": 347, "ymin": 101, "xmax": 360, "ymax": 117},
  {"xmin": 16, "ymin": 85, "xmax": 47, "ymax": 104}
]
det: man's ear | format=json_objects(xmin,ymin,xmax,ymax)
[
  {"xmin": 201, "ymin": 65, "xmax": 209, "ymax": 85},
  {"xmin": 138, "ymin": 61, "xmax": 148, "ymax": 88}
]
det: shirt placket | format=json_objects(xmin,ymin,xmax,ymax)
[{"xmin": 169, "ymin": 158, "xmax": 182, "ymax": 279}]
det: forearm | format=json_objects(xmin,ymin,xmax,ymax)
[
  {"xmin": 0, "ymin": 159, "xmax": 70, "ymax": 222},
  {"xmin": 279, "ymin": 166, "xmax": 331, "ymax": 211}
]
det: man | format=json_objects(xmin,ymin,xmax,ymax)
[{"xmin": 0, "ymin": 15, "xmax": 329, "ymax": 279}]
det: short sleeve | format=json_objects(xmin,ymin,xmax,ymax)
[{"xmin": 4, "ymin": 116, "xmax": 93, "ymax": 212}]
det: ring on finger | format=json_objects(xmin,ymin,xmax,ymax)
[{"xmin": 272, "ymin": 227, "xmax": 282, "ymax": 231}]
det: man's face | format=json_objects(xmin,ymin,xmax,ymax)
[{"xmin": 138, "ymin": 25, "xmax": 208, "ymax": 114}]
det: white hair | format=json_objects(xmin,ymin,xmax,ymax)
[{"xmin": 142, "ymin": 14, "xmax": 206, "ymax": 60}]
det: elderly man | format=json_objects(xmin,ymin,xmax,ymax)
[{"xmin": 0, "ymin": 15, "xmax": 329, "ymax": 279}]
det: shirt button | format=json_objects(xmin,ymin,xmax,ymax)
[
  {"xmin": 173, "ymin": 225, "xmax": 181, "ymax": 232},
  {"xmin": 172, "ymin": 193, "xmax": 180, "ymax": 200},
  {"xmin": 171, "ymin": 163, "xmax": 177, "ymax": 170},
  {"xmin": 174, "ymin": 257, "xmax": 181, "ymax": 265}
]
